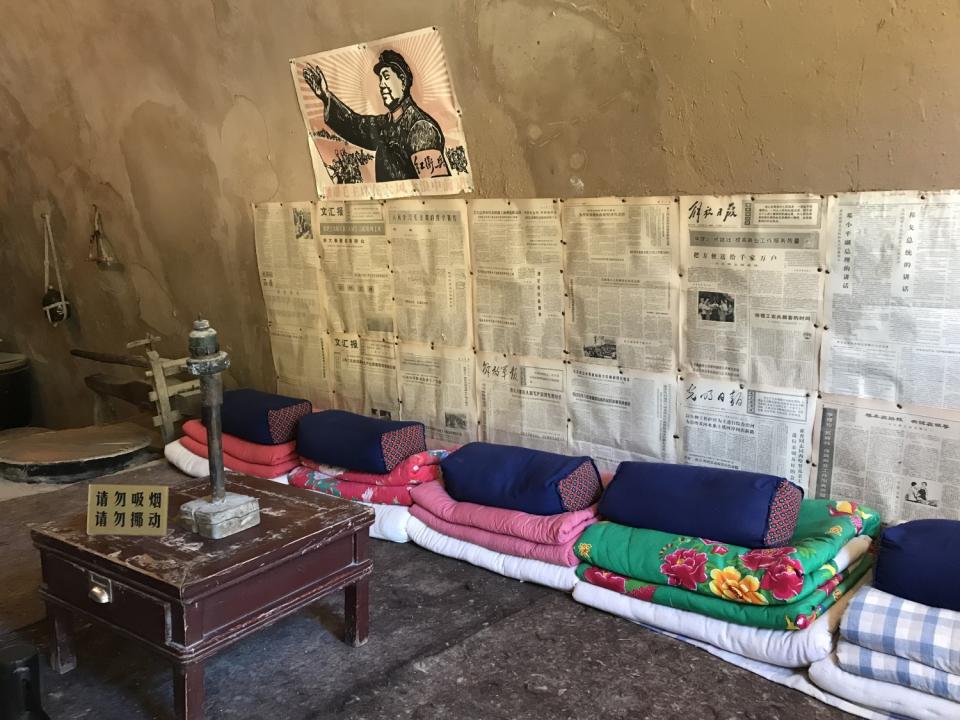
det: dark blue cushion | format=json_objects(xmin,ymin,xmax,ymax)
[
  {"xmin": 874, "ymin": 520, "xmax": 960, "ymax": 611},
  {"xmin": 210, "ymin": 388, "xmax": 311, "ymax": 445},
  {"xmin": 440, "ymin": 442, "xmax": 601, "ymax": 515},
  {"xmin": 297, "ymin": 410, "xmax": 426, "ymax": 474},
  {"xmin": 600, "ymin": 462, "xmax": 804, "ymax": 547}
]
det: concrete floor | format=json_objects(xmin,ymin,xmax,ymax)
[{"xmin": 0, "ymin": 474, "xmax": 853, "ymax": 720}]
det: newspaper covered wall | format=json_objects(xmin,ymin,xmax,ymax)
[
  {"xmin": 562, "ymin": 197, "xmax": 680, "ymax": 372},
  {"xmin": 386, "ymin": 198, "xmax": 472, "ymax": 348},
  {"xmin": 317, "ymin": 200, "xmax": 394, "ymax": 338},
  {"xmin": 477, "ymin": 352, "xmax": 568, "ymax": 453},
  {"xmin": 680, "ymin": 194, "xmax": 826, "ymax": 390},
  {"xmin": 253, "ymin": 191, "xmax": 960, "ymax": 524},
  {"xmin": 813, "ymin": 395, "xmax": 960, "ymax": 522},
  {"xmin": 469, "ymin": 199, "xmax": 565, "ymax": 358},
  {"xmin": 253, "ymin": 201, "xmax": 334, "ymax": 408},
  {"xmin": 821, "ymin": 191, "xmax": 960, "ymax": 409},
  {"xmin": 567, "ymin": 363, "xmax": 678, "ymax": 472},
  {"xmin": 398, "ymin": 342, "xmax": 477, "ymax": 445},
  {"xmin": 680, "ymin": 376, "xmax": 814, "ymax": 490}
]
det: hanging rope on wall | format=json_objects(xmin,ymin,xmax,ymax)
[{"xmin": 41, "ymin": 213, "xmax": 71, "ymax": 326}]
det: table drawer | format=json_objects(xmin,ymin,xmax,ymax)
[{"xmin": 41, "ymin": 552, "xmax": 170, "ymax": 645}]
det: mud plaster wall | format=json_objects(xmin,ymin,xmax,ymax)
[{"xmin": 2, "ymin": 0, "xmax": 959, "ymax": 428}]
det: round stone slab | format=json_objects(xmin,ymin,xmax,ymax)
[{"xmin": 0, "ymin": 423, "xmax": 154, "ymax": 484}]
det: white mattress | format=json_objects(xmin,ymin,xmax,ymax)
[
  {"xmin": 406, "ymin": 516, "xmax": 578, "ymax": 591},
  {"xmin": 572, "ymin": 574, "xmax": 867, "ymax": 668},
  {"xmin": 810, "ymin": 653, "xmax": 958, "ymax": 720}
]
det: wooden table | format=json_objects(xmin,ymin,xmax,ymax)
[{"xmin": 31, "ymin": 466, "xmax": 374, "ymax": 720}]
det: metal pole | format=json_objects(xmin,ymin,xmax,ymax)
[
  {"xmin": 186, "ymin": 318, "xmax": 230, "ymax": 503},
  {"xmin": 202, "ymin": 373, "xmax": 225, "ymax": 501}
]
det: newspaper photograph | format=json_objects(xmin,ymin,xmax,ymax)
[
  {"xmin": 331, "ymin": 335, "xmax": 400, "ymax": 419},
  {"xmin": 563, "ymin": 197, "xmax": 679, "ymax": 373},
  {"xmin": 567, "ymin": 362, "xmax": 678, "ymax": 472},
  {"xmin": 680, "ymin": 194, "xmax": 826, "ymax": 390},
  {"xmin": 253, "ymin": 202, "xmax": 333, "ymax": 404},
  {"xmin": 814, "ymin": 394, "xmax": 960, "ymax": 522},
  {"xmin": 821, "ymin": 191, "xmax": 960, "ymax": 410},
  {"xmin": 477, "ymin": 352, "xmax": 568, "ymax": 454},
  {"xmin": 398, "ymin": 342, "xmax": 477, "ymax": 446},
  {"xmin": 316, "ymin": 200, "xmax": 394, "ymax": 338},
  {"xmin": 290, "ymin": 27, "xmax": 473, "ymax": 201},
  {"xmin": 469, "ymin": 199, "xmax": 565, "ymax": 358},
  {"xmin": 680, "ymin": 376, "xmax": 814, "ymax": 490},
  {"xmin": 386, "ymin": 198, "xmax": 472, "ymax": 348}
]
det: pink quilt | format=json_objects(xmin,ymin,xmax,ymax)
[
  {"xmin": 409, "ymin": 482, "xmax": 597, "ymax": 545},
  {"xmin": 182, "ymin": 419, "xmax": 297, "ymax": 465},
  {"xmin": 179, "ymin": 435, "xmax": 300, "ymax": 479},
  {"xmin": 298, "ymin": 451, "xmax": 441, "ymax": 486},
  {"xmin": 409, "ymin": 504, "xmax": 586, "ymax": 567},
  {"xmin": 409, "ymin": 483, "xmax": 598, "ymax": 567}
]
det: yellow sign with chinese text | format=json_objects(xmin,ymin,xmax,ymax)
[{"xmin": 86, "ymin": 484, "xmax": 169, "ymax": 536}]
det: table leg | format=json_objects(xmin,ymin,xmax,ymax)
[
  {"xmin": 47, "ymin": 604, "xmax": 76, "ymax": 674},
  {"xmin": 173, "ymin": 663, "xmax": 204, "ymax": 720},
  {"xmin": 344, "ymin": 577, "xmax": 369, "ymax": 647}
]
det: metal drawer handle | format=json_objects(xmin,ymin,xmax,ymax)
[{"xmin": 89, "ymin": 584, "xmax": 111, "ymax": 604}]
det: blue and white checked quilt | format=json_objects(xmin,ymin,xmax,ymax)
[
  {"xmin": 837, "ymin": 639, "xmax": 960, "ymax": 703},
  {"xmin": 840, "ymin": 586, "xmax": 960, "ymax": 676}
]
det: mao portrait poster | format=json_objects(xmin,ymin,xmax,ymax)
[{"xmin": 290, "ymin": 27, "xmax": 474, "ymax": 201}]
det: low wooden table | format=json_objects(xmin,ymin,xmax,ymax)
[{"xmin": 31, "ymin": 467, "xmax": 374, "ymax": 720}]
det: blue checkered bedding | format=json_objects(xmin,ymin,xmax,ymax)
[
  {"xmin": 840, "ymin": 586, "xmax": 960, "ymax": 676},
  {"xmin": 836, "ymin": 639, "xmax": 960, "ymax": 703}
]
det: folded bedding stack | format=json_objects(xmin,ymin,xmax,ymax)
[
  {"xmin": 289, "ymin": 410, "xmax": 440, "ymax": 543},
  {"xmin": 809, "ymin": 520, "xmax": 960, "ymax": 720},
  {"xmin": 407, "ymin": 442, "xmax": 603, "ymax": 591},
  {"xmin": 164, "ymin": 388, "xmax": 310, "ymax": 481},
  {"xmin": 572, "ymin": 462, "xmax": 881, "ymax": 668}
]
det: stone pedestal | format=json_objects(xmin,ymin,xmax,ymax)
[{"xmin": 178, "ymin": 493, "xmax": 261, "ymax": 539}]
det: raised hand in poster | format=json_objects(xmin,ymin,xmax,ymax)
[
  {"xmin": 303, "ymin": 51, "xmax": 450, "ymax": 182},
  {"xmin": 292, "ymin": 28, "xmax": 473, "ymax": 200}
]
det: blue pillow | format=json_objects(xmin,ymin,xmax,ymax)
[
  {"xmin": 874, "ymin": 520, "xmax": 960, "ymax": 611},
  {"xmin": 211, "ymin": 388, "xmax": 311, "ymax": 445},
  {"xmin": 600, "ymin": 462, "xmax": 804, "ymax": 547},
  {"xmin": 440, "ymin": 442, "xmax": 601, "ymax": 515},
  {"xmin": 298, "ymin": 410, "xmax": 426, "ymax": 474}
]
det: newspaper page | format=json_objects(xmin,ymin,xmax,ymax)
[
  {"xmin": 563, "ymin": 197, "xmax": 679, "ymax": 373},
  {"xmin": 477, "ymin": 352, "xmax": 568, "ymax": 453},
  {"xmin": 253, "ymin": 201, "xmax": 333, "ymax": 406},
  {"xmin": 821, "ymin": 191, "xmax": 960, "ymax": 409},
  {"xmin": 469, "ymin": 199, "xmax": 565, "ymax": 358},
  {"xmin": 397, "ymin": 342, "xmax": 477, "ymax": 445},
  {"xmin": 316, "ymin": 200, "xmax": 394, "ymax": 338},
  {"xmin": 386, "ymin": 198, "xmax": 472, "ymax": 347},
  {"xmin": 680, "ymin": 194, "xmax": 826, "ymax": 390},
  {"xmin": 814, "ymin": 394, "xmax": 960, "ymax": 522},
  {"xmin": 270, "ymin": 327, "xmax": 335, "ymax": 410},
  {"xmin": 680, "ymin": 376, "xmax": 814, "ymax": 490},
  {"xmin": 567, "ymin": 363, "xmax": 678, "ymax": 472},
  {"xmin": 290, "ymin": 27, "xmax": 473, "ymax": 201},
  {"xmin": 331, "ymin": 335, "xmax": 400, "ymax": 419}
]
